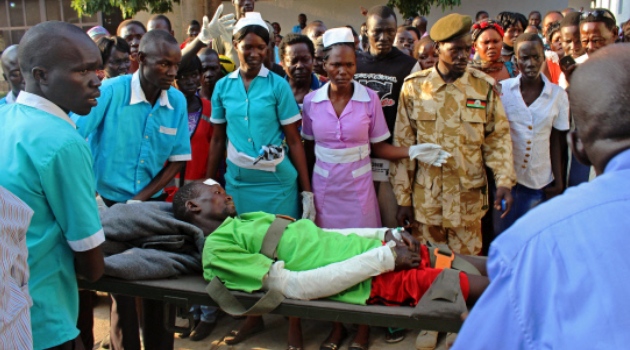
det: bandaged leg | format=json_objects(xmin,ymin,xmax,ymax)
[{"xmin": 262, "ymin": 245, "xmax": 395, "ymax": 300}]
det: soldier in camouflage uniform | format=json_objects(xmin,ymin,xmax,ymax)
[{"xmin": 390, "ymin": 14, "xmax": 516, "ymax": 256}]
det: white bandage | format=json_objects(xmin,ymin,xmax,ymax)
[
  {"xmin": 262, "ymin": 245, "xmax": 395, "ymax": 300},
  {"xmin": 203, "ymin": 178, "xmax": 220, "ymax": 186}
]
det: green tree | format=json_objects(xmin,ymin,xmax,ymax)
[
  {"xmin": 72, "ymin": 0, "xmax": 180, "ymax": 18},
  {"xmin": 387, "ymin": 0, "xmax": 461, "ymax": 18}
]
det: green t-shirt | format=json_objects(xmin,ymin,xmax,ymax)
[{"xmin": 203, "ymin": 212, "xmax": 383, "ymax": 305}]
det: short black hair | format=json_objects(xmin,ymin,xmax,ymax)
[
  {"xmin": 515, "ymin": 32, "xmax": 544, "ymax": 53},
  {"xmin": 580, "ymin": 8, "xmax": 617, "ymax": 31},
  {"xmin": 298, "ymin": 13, "xmax": 307, "ymax": 18},
  {"xmin": 529, "ymin": 11, "xmax": 541, "ymax": 18},
  {"xmin": 19, "ymin": 21, "xmax": 93, "ymax": 74},
  {"xmin": 366, "ymin": 5, "xmax": 397, "ymax": 23},
  {"xmin": 545, "ymin": 22, "xmax": 562, "ymax": 43},
  {"xmin": 148, "ymin": 14, "xmax": 172, "ymax": 32},
  {"xmin": 475, "ymin": 11, "xmax": 489, "ymax": 21},
  {"xmin": 323, "ymin": 42, "xmax": 356, "ymax": 61},
  {"xmin": 139, "ymin": 29, "xmax": 178, "ymax": 52},
  {"xmin": 278, "ymin": 33, "xmax": 315, "ymax": 60},
  {"xmin": 189, "ymin": 19, "xmax": 200, "ymax": 27},
  {"xmin": 172, "ymin": 181, "xmax": 205, "ymax": 222},
  {"xmin": 560, "ymin": 11, "xmax": 582, "ymax": 29},
  {"xmin": 117, "ymin": 19, "xmax": 146, "ymax": 36},
  {"xmin": 233, "ymin": 25, "xmax": 270, "ymax": 45},
  {"xmin": 178, "ymin": 55, "xmax": 202, "ymax": 76},
  {"xmin": 544, "ymin": 10, "xmax": 563, "ymax": 19},
  {"xmin": 570, "ymin": 45, "xmax": 630, "ymax": 144},
  {"xmin": 96, "ymin": 36, "xmax": 130, "ymax": 66},
  {"xmin": 405, "ymin": 26, "xmax": 421, "ymax": 40},
  {"xmin": 498, "ymin": 12, "xmax": 528, "ymax": 31}
]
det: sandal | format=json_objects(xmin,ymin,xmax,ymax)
[
  {"xmin": 385, "ymin": 328, "xmax": 406, "ymax": 343},
  {"xmin": 223, "ymin": 321, "xmax": 265, "ymax": 345},
  {"xmin": 319, "ymin": 327, "xmax": 348, "ymax": 350}
]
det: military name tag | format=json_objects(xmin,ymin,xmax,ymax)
[{"xmin": 466, "ymin": 99, "xmax": 487, "ymax": 109}]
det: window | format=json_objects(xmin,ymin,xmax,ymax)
[{"xmin": 0, "ymin": 0, "xmax": 101, "ymax": 49}]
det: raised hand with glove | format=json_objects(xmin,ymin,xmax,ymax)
[{"xmin": 198, "ymin": 4, "xmax": 236, "ymax": 45}]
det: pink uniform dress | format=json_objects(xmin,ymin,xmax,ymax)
[{"xmin": 302, "ymin": 81, "xmax": 390, "ymax": 229}]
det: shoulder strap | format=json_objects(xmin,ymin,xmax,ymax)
[
  {"xmin": 425, "ymin": 242, "xmax": 483, "ymax": 276},
  {"xmin": 261, "ymin": 215, "xmax": 294, "ymax": 260},
  {"xmin": 412, "ymin": 269, "xmax": 467, "ymax": 319},
  {"xmin": 205, "ymin": 215, "xmax": 294, "ymax": 316},
  {"xmin": 206, "ymin": 277, "xmax": 286, "ymax": 316}
]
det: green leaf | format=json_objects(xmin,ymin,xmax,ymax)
[
  {"xmin": 386, "ymin": 0, "xmax": 461, "ymax": 18},
  {"xmin": 72, "ymin": 0, "xmax": 180, "ymax": 18}
]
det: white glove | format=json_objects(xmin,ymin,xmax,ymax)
[
  {"xmin": 301, "ymin": 191, "xmax": 316, "ymax": 222},
  {"xmin": 198, "ymin": 5, "xmax": 236, "ymax": 45},
  {"xmin": 262, "ymin": 245, "xmax": 395, "ymax": 300},
  {"xmin": 409, "ymin": 143, "xmax": 452, "ymax": 167}
]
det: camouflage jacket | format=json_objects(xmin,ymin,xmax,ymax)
[{"xmin": 390, "ymin": 67, "xmax": 516, "ymax": 228}]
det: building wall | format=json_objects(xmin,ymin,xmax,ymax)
[{"xmin": 134, "ymin": 0, "xmax": 571, "ymax": 43}]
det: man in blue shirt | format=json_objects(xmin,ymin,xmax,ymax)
[
  {"xmin": 74, "ymin": 29, "xmax": 190, "ymax": 350},
  {"xmin": 0, "ymin": 21, "xmax": 105, "ymax": 350},
  {"xmin": 292, "ymin": 13, "xmax": 307, "ymax": 33},
  {"xmin": 453, "ymin": 44, "xmax": 630, "ymax": 349},
  {"xmin": 0, "ymin": 45, "xmax": 23, "ymax": 105}
]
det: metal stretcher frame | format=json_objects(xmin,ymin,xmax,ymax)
[{"xmin": 78, "ymin": 275, "xmax": 463, "ymax": 333}]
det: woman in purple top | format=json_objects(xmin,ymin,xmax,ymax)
[{"xmin": 302, "ymin": 28, "xmax": 449, "ymax": 230}]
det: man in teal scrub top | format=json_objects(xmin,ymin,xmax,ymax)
[{"xmin": 0, "ymin": 21, "xmax": 105, "ymax": 350}]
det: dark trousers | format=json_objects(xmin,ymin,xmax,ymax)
[
  {"xmin": 77, "ymin": 290, "xmax": 95, "ymax": 350},
  {"xmin": 109, "ymin": 294, "xmax": 175, "ymax": 350}
]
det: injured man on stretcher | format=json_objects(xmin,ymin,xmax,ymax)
[{"xmin": 173, "ymin": 179, "xmax": 490, "ymax": 308}]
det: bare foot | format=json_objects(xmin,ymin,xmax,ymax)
[
  {"xmin": 320, "ymin": 322, "xmax": 347, "ymax": 349},
  {"xmin": 350, "ymin": 324, "xmax": 370, "ymax": 349},
  {"xmin": 224, "ymin": 315, "xmax": 264, "ymax": 345}
]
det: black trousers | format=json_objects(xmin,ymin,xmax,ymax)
[{"xmin": 109, "ymin": 294, "xmax": 175, "ymax": 350}]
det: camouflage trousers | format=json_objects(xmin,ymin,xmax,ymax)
[{"xmin": 411, "ymin": 221, "xmax": 482, "ymax": 255}]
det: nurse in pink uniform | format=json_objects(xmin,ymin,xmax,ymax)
[{"xmin": 302, "ymin": 28, "xmax": 450, "ymax": 230}]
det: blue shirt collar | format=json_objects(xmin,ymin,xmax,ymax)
[
  {"xmin": 283, "ymin": 72, "xmax": 324, "ymax": 92},
  {"xmin": 228, "ymin": 65, "xmax": 270, "ymax": 79},
  {"xmin": 16, "ymin": 91, "xmax": 76, "ymax": 128},
  {"xmin": 129, "ymin": 72, "xmax": 174, "ymax": 110},
  {"xmin": 311, "ymin": 80, "xmax": 371, "ymax": 103},
  {"xmin": 604, "ymin": 148, "xmax": 630, "ymax": 173}
]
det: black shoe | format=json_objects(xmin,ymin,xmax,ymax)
[{"xmin": 190, "ymin": 320, "xmax": 218, "ymax": 341}]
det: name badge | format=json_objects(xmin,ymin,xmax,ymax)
[
  {"xmin": 466, "ymin": 99, "xmax": 487, "ymax": 109},
  {"xmin": 159, "ymin": 126, "xmax": 177, "ymax": 135},
  {"xmin": 371, "ymin": 158, "xmax": 390, "ymax": 182}
]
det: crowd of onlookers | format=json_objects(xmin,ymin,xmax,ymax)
[{"xmin": 1, "ymin": 1, "xmax": 630, "ymax": 349}]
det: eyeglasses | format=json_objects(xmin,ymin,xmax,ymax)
[{"xmin": 581, "ymin": 10, "xmax": 616, "ymax": 22}]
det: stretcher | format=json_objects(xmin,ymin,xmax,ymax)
[{"xmin": 78, "ymin": 274, "xmax": 464, "ymax": 333}]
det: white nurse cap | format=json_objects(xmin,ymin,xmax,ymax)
[
  {"xmin": 233, "ymin": 12, "xmax": 269, "ymax": 35},
  {"xmin": 323, "ymin": 27, "xmax": 354, "ymax": 48}
]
